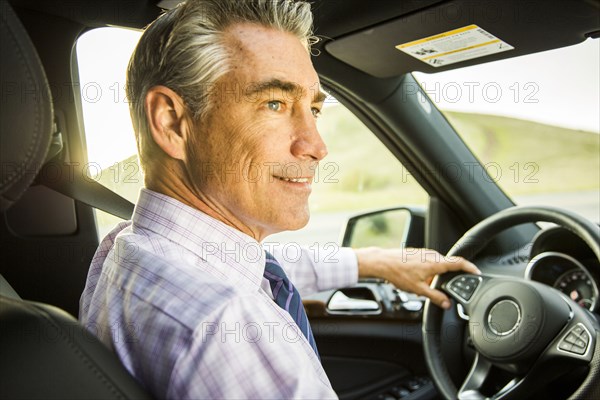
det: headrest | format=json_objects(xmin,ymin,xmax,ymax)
[{"xmin": 0, "ymin": 0, "xmax": 53, "ymax": 211}]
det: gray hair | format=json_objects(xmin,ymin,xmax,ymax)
[{"xmin": 126, "ymin": 0, "xmax": 316, "ymax": 171}]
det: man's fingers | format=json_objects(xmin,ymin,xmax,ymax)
[
  {"xmin": 420, "ymin": 285, "xmax": 451, "ymax": 309},
  {"xmin": 436, "ymin": 256, "xmax": 480, "ymax": 275},
  {"xmin": 419, "ymin": 255, "xmax": 480, "ymax": 309}
]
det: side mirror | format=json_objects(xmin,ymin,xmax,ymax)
[{"xmin": 341, "ymin": 207, "xmax": 425, "ymax": 248}]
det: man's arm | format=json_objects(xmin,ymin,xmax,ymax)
[
  {"xmin": 274, "ymin": 244, "xmax": 479, "ymax": 308},
  {"xmin": 270, "ymin": 245, "xmax": 358, "ymax": 296}
]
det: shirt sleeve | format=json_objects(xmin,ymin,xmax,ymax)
[
  {"xmin": 167, "ymin": 293, "xmax": 338, "ymax": 400},
  {"xmin": 268, "ymin": 245, "xmax": 359, "ymax": 297}
]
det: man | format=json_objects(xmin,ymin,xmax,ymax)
[{"xmin": 80, "ymin": 0, "xmax": 479, "ymax": 398}]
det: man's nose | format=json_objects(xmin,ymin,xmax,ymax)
[{"xmin": 290, "ymin": 109, "xmax": 328, "ymax": 161}]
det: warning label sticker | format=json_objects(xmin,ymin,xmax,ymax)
[{"xmin": 396, "ymin": 25, "xmax": 514, "ymax": 67}]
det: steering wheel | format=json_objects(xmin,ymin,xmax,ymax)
[{"xmin": 423, "ymin": 206, "xmax": 600, "ymax": 399}]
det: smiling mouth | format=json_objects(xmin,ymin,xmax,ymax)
[{"xmin": 274, "ymin": 176, "xmax": 312, "ymax": 184}]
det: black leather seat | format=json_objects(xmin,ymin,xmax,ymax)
[
  {"xmin": 0, "ymin": 1, "xmax": 151, "ymax": 398},
  {"xmin": 0, "ymin": 297, "xmax": 152, "ymax": 399}
]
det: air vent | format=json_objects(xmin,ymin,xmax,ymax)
[{"xmin": 500, "ymin": 254, "xmax": 529, "ymax": 266}]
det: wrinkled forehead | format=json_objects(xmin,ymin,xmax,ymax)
[{"xmin": 222, "ymin": 23, "xmax": 320, "ymax": 95}]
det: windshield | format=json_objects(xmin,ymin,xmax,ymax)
[{"xmin": 413, "ymin": 39, "xmax": 600, "ymax": 223}]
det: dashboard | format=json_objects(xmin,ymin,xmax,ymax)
[{"xmin": 525, "ymin": 227, "xmax": 600, "ymax": 312}]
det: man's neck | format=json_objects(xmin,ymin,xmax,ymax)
[{"xmin": 144, "ymin": 166, "xmax": 268, "ymax": 242}]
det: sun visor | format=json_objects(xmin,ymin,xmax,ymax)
[{"xmin": 325, "ymin": 0, "xmax": 600, "ymax": 78}]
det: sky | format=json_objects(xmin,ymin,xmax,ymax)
[{"xmin": 76, "ymin": 28, "xmax": 600, "ymax": 169}]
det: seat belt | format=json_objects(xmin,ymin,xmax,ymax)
[
  {"xmin": 34, "ymin": 122, "xmax": 135, "ymax": 220},
  {"xmin": 38, "ymin": 162, "xmax": 135, "ymax": 220}
]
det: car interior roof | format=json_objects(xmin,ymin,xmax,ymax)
[
  {"xmin": 323, "ymin": 0, "xmax": 600, "ymax": 78},
  {"xmin": 10, "ymin": 0, "xmax": 600, "ymax": 78}
]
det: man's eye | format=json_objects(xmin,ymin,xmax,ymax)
[
  {"xmin": 267, "ymin": 101, "xmax": 283, "ymax": 112},
  {"xmin": 311, "ymin": 107, "xmax": 322, "ymax": 118}
]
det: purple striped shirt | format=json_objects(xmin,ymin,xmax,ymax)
[{"xmin": 79, "ymin": 188, "xmax": 358, "ymax": 399}]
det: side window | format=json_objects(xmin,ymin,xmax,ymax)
[
  {"xmin": 76, "ymin": 27, "xmax": 429, "ymax": 242},
  {"xmin": 76, "ymin": 28, "xmax": 143, "ymax": 238}
]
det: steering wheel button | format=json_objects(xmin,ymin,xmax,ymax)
[
  {"xmin": 559, "ymin": 341, "xmax": 573, "ymax": 352},
  {"xmin": 456, "ymin": 289, "xmax": 472, "ymax": 301},
  {"xmin": 579, "ymin": 331, "xmax": 589, "ymax": 342},
  {"xmin": 448, "ymin": 275, "xmax": 481, "ymax": 302},
  {"xmin": 564, "ymin": 333, "xmax": 578, "ymax": 344},
  {"xmin": 571, "ymin": 345, "xmax": 586, "ymax": 355},
  {"xmin": 572, "ymin": 325, "xmax": 584, "ymax": 336},
  {"xmin": 574, "ymin": 338, "xmax": 587, "ymax": 349}
]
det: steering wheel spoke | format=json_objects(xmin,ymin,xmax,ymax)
[
  {"xmin": 457, "ymin": 352, "xmax": 492, "ymax": 399},
  {"xmin": 458, "ymin": 352, "xmax": 522, "ymax": 400}
]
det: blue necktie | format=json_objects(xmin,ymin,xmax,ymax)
[{"xmin": 263, "ymin": 251, "xmax": 320, "ymax": 357}]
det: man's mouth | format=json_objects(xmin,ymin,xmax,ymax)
[{"xmin": 275, "ymin": 176, "xmax": 311, "ymax": 183}]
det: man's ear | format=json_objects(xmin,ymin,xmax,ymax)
[{"xmin": 145, "ymin": 86, "xmax": 191, "ymax": 161}]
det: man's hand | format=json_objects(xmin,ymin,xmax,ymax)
[{"xmin": 354, "ymin": 247, "xmax": 480, "ymax": 309}]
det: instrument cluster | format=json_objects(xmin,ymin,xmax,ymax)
[{"xmin": 525, "ymin": 227, "xmax": 600, "ymax": 312}]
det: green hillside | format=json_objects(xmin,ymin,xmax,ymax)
[{"xmin": 445, "ymin": 111, "xmax": 600, "ymax": 195}]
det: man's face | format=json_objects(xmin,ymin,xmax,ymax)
[{"xmin": 186, "ymin": 23, "xmax": 327, "ymax": 240}]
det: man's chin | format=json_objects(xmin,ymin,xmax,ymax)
[{"xmin": 271, "ymin": 212, "xmax": 310, "ymax": 234}]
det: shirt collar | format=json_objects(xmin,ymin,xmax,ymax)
[{"xmin": 132, "ymin": 188, "xmax": 266, "ymax": 292}]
